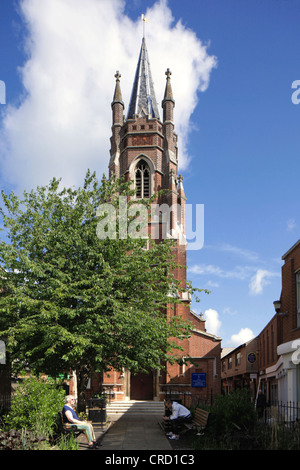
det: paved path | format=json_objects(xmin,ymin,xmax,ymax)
[{"xmin": 78, "ymin": 415, "xmax": 172, "ymax": 450}]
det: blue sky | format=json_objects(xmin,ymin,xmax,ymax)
[{"xmin": 0, "ymin": 0, "xmax": 299, "ymax": 347}]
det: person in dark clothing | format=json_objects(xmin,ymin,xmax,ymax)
[{"xmin": 256, "ymin": 390, "xmax": 266, "ymax": 419}]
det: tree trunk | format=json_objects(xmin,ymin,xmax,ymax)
[{"xmin": 75, "ymin": 364, "xmax": 91, "ymax": 413}]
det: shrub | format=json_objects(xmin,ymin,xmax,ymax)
[
  {"xmin": 211, "ymin": 389, "xmax": 256, "ymax": 432},
  {"xmin": 194, "ymin": 389, "xmax": 257, "ymax": 450},
  {"xmin": 5, "ymin": 377, "xmax": 65, "ymax": 439},
  {"xmin": 58, "ymin": 434, "xmax": 79, "ymax": 450},
  {"xmin": 0, "ymin": 428, "xmax": 47, "ymax": 450}
]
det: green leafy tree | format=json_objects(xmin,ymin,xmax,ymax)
[{"xmin": 0, "ymin": 171, "xmax": 196, "ymax": 410}]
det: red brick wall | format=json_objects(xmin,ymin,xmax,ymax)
[
  {"xmin": 258, "ymin": 240, "xmax": 300, "ymax": 371},
  {"xmin": 258, "ymin": 314, "xmax": 278, "ymax": 370},
  {"xmin": 281, "ymin": 242, "xmax": 300, "ymax": 343}
]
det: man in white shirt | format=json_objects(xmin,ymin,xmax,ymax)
[{"xmin": 163, "ymin": 399, "xmax": 192, "ymax": 440}]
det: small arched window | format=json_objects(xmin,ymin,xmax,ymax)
[{"xmin": 135, "ymin": 159, "xmax": 150, "ymax": 198}]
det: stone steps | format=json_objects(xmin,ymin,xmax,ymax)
[{"xmin": 106, "ymin": 400, "xmax": 165, "ymax": 420}]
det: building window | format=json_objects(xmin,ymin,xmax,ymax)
[
  {"xmin": 228, "ymin": 357, "xmax": 232, "ymax": 369},
  {"xmin": 296, "ymin": 271, "xmax": 300, "ymax": 328},
  {"xmin": 235, "ymin": 352, "xmax": 241, "ymax": 366},
  {"xmin": 135, "ymin": 159, "xmax": 150, "ymax": 198}
]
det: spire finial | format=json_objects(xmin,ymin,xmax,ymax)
[
  {"xmin": 112, "ymin": 70, "xmax": 124, "ymax": 107},
  {"xmin": 165, "ymin": 68, "xmax": 172, "ymax": 79},
  {"xmin": 163, "ymin": 68, "xmax": 174, "ymax": 102},
  {"xmin": 142, "ymin": 14, "xmax": 148, "ymax": 38}
]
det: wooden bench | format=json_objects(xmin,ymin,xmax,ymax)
[
  {"xmin": 183, "ymin": 408, "xmax": 210, "ymax": 435},
  {"xmin": 159, "ymin": 408, "xmax": 210, "ymax": 437},
  {"xmin": 56, "ymin": 412, "xmax": 84, "ymax": 438}
]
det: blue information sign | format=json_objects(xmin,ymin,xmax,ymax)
[{"xmin": 192, "ymin": 373, "xmax": 206, "ymax": 388}]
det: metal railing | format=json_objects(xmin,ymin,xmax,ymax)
[
  {"xmin": 264, "ymin": 401, "xmax": 300, "ymax": 429},
  {"xmin": 162, "ymin": 388, "xmax": 214, "ymax": 408}
]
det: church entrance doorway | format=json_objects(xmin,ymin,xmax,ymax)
[{"xmin": 130, "ymin": 371, "xmax": 153, "ymax": 400}]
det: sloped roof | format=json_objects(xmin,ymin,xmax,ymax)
[{"xmin": 282, "ymin": 238, "xmax": 300, "ymax": 260}]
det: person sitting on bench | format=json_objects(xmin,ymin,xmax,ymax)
[
  {"xmin": 163, "ymin": 399, "xmax": 192, "ymax": 440},
  {"xmin": 62, "ymin": 395, "xmax": 99, "ymax": 449}
]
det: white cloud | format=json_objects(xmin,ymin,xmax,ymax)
[
  {"xmin": 207, "ymin": 243, "xmax": 260, "ymax": 262},
  {"xmin": 220, "ymin": 244, "xmax": 259, "ymax": 261},
  {"xmin": 248, "ymin": 269, "xmax": 279, "ymax": 296},
  {"xmin": 190, "ymin": 263, "xmax": 280, "ymax": 296},
  {"xmin": 204, "ymin": 308, "xmax": 221, "ymax": 336},
  {"xmin": 189, "ymin": 263, "xmax": 252, "ymax": 280},
  {"xmin": 287, "ymin": 218, "xmax": 297, "ymax": 232},
  {"xmin": 0, "ymin": 0, "xmax": 217, "ymax": 193},
  {"xmin": 223, "ymin": 306, "xmax": 238, "ymax": 316},
  {"xmin": 207, "ymin": 280, "xmax": 219, "ymax": 288},
  {"xmin": 230, "ymin": 327, "xmax": 255, "ymax": 347}
]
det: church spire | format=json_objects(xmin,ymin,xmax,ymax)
[
  {"xmin": 109, "ymin": 71, "xmax": 124, "ymax": 177},
  {"xmin": 162, "ymin": 68, "xmax": 175, "ymax": 123},
  {"xmin": 163, "ymin": 68, "xmax": 174, "ymax": 102},
  {"xmin": 127, "ymin": 37, "xmax": 160, "ymax": 120},
  {"xmin": 112, "ymin": 70, "xmax": 124, "ymax": 107}
]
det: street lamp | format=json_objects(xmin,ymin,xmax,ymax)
[
  {"xmin": 273, "ymin": 300, "xmax": 281, "ymax": 314},
  {"xmin": 273, "ymin": 300, "xmax": 288, "ymax": 316}
]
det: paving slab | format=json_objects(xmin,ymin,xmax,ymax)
[
  {"xmin": 99, "ymin": 415, "xmax": 172, "ymax": 451},
  {"xmin": 78, "ymin": 414, "xmax": 172, "ymax": 451}
]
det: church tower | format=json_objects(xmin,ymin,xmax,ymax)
[
  {"xmin": 109, "ymin": 36, "xmax": 187, "ymax": 280},
  {"xmin": 109, "ymin": 37, "xmax": 178, "ymax": 199},
  {"xmin": 102, "ymin": 33, "xmax": 221, "ymax": 403}
]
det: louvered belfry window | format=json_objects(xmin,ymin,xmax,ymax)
[{"xmin": 135, "ymin": 159, "xmax": 150, "ymax": 198}]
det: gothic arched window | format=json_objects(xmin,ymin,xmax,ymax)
[{"xmin": 135, "ymin": 159, "xmax": 150, "ymax": 198}]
